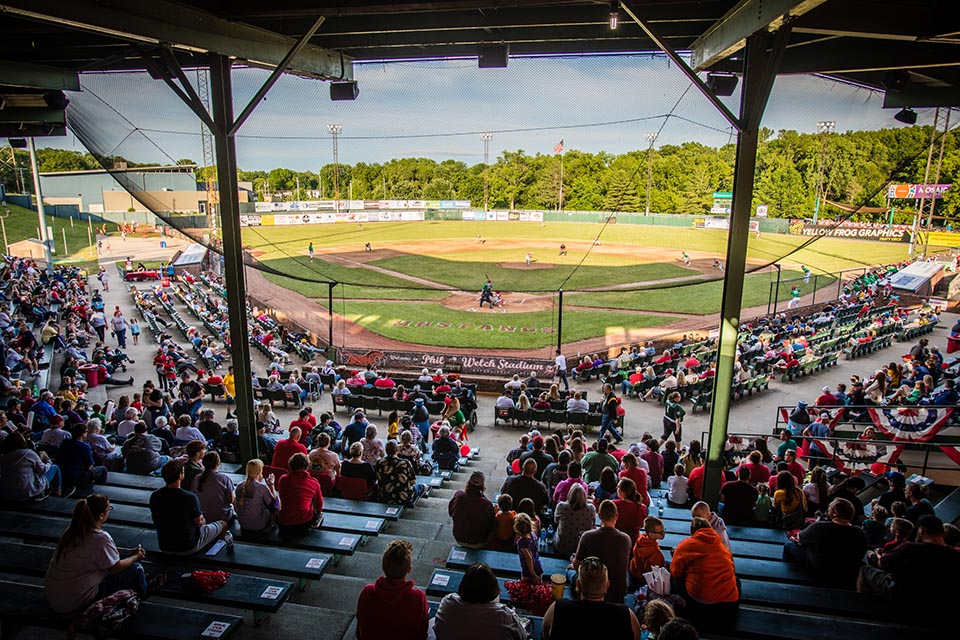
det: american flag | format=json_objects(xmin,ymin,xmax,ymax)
[{"xmin": 553, "ymin": 139, "xmax": 564, "ymax": 154}]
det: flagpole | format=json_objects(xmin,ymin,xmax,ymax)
[{"xmin": 558, "ymin": 152, "xmax": 564, "ymax": 212}]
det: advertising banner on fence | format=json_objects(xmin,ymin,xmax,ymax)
[
  {"xmin": 703, "ymin": 218, "xmax": 760, "ymax": 232},
  {"xmin": 336, "ymin": 348, "xmax": 555, "ymax": 376},
  {"xmin": 887, "ymin": 184, "xmax": 952, "ymax": 199},
  {"xmin": 796, "ymin": 224, "xmax": 909, "ymax": 242}
]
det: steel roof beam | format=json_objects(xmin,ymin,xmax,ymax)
[
  {"xmin": 0, "ymin": 60, "xmax": 79, "ymax": 91},
  {"xmin": 689, "ymin": 0, "xmax": 826, "ymax": 70},
  {"xmin": 0, "ymin": 0, "xmax": 352, "ymax": 80}
]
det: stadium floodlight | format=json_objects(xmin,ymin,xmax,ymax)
[{"xmin": 894, "ymin": 108, "xmax": 918, "ymax": 125}]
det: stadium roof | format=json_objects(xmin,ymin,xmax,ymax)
[{"xmin": 0, "ymin": 0, "xmax": 958, "ymax": 137}]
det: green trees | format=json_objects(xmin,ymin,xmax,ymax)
[{"xmin": 6, "ymin": 126, "xmax": 960, "ymax": 222}]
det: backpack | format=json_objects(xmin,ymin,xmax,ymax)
[{"xmin": 67, "ymin": 589, "xmax": 140, "ymax": 640}]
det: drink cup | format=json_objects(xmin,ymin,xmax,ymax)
[{"xmin": 550, "ymin": 574, "xmax": 566, "ymax": 600}]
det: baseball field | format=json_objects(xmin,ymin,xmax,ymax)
[{"xmin": 242, "ymin": 220, "xmax": 910, "ymax": 353}]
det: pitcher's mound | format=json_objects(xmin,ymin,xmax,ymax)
[
  {"xmin": 439, "ymin": 292, "xmax": 554, "ymax": 313},
  {"xmin": 498, "ymin": 261, "xmax": 553, "ymax": 270}
]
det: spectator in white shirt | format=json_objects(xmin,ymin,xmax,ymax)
[
  {"xmin": 565, "ymin": 391, "xmax": 590, "ymax": 413},
  {"xmin": 174, "ymin": 415, "xmax": 205, "ymax": 444},
  {"xmin": 116, "ymin": 408, "xmax": 140, "ymax": 438},
  {"xmin": 495, "ymin": 391, "xmax": 516, "ymax": 409}
]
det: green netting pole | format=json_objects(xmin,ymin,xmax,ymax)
[
  {"xmin": 703, "ymin": 30, "xmax": 788, "ymax": 510},
  {"xmin": 209, "ymin": 55, "xmax": 258, "ymax": 464},
  {"xmin": 557, "ymin": 288, "xmax": 563, "ymax": 352},
  {"xmin": 328, "ymin": 282, "xmax": 335, "ymax": 356}
]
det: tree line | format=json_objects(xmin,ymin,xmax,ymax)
[{"xmin": 4, "ymin": 126, "xmax": 958, "ymax": 221}]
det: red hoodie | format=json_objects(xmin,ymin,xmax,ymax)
[{"xmin": 356, "ymin": 577, "xmax": 429, "ymax": 640}]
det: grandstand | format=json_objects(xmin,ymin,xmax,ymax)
[{"xmin": 2, "ymin": 1, "xmax": 960, "ymax": 639}]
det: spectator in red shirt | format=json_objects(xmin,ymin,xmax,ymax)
[
  {"xmin": 736, "ymin": 450, "xmax": 771, "ymax": 484},
  {"xmin": 783, "ymin": 450, "xmax": 806, "ymax": 485},
  {"xmin": 356, "ymin": 539, "xmax": 429, "ymax": 640},
  {"xmin": 288, "ymin": 411, "xmax": 312, "ymax": 444},
  {"xmin": 276, "ymin": 453, "xmax": 323, "ymax": 535},
  {"xmin": 373, "ymin": 372, "xmax": 396, "ymax": 389},
  {"xmin": 271, "ymin": 427, "xmax": 308, "ymax": 470},
  {"xmin": 815, "ymin": 386, "xmax": 838, "ymax": 406}
]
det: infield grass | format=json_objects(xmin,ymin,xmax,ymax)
[{"xmin": 335, "ymin": 299, "xmax": 676, "ymax": 350}]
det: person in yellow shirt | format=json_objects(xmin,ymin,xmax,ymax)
[{"xmin": 223, "ymin": 366, "xmax": 236, "ymax": 401}]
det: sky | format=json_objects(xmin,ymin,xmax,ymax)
[{"xmin": 47, "ymin": 55, "xmax": 938, "ymax": 172}]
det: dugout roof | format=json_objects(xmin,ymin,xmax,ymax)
[{"xmin": 1, "ymin": 0, "xmax": 959, "ymax": 136}]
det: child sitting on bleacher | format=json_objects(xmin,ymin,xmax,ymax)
[
  {"xmin": 692, "ymin": 501, "xmax": 731, "ymax": 550},
  {"xmin": 493, "ymin": 494, "xmax": 516, "ymax": 551},
  {"xmin": 862, "ymin": 505, "xmax": 889, "ymax": 548},
  {"xmin": 754, "ymin": 484, "xmax": 772, "ymax": 523},
  {"xmin": 880, "ymin": 517, "xmax": 914, "ymax": 556},
  {"xmin": 666, "ymin": 464, "xmax": 688, "ymax": 506},
  {"xmin": 514, "ymin": 513, "xmax": 542, "ymax": 583}
]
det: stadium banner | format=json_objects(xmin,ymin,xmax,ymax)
[
  {"xmin": 797, "ymin": 224, "xmax": 909, "ymax": 242},
  {"xmin": 703, "ymin": 218, "xmax": 760, "ymax": 232},
  {"xmin": 337, "ymin": 348, "xmax": 555, "ymax": 376},
  {"xmin": 462, "ymin": 211, "xmax": 476, "ymax": 220},
  {"xmin": 887, "ymin": 183, "xmax": 951, "ymax": 199}
]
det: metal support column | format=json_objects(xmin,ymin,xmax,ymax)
[
  {"xmin": 556, "ymin": 289, "xmax": 564, "ymax": 352},
  {"xmin": 209, "ymin": 55, "xmax": 258, "ymax": 463},
  {"xmin": 702, "ymin": 29, "xmax": 789, "ymax": 509},
  {"xmin": 328, "ymin": 281, "xmax": 336, "ymax": 354}
]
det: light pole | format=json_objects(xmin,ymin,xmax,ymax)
[
  {"xmin": 812, "ymin": 120, "xmax": 835, "ymax": 224},
  {"xmin": 481, "ymin": 132, "xmax": 492, "ymax": 211},
  {"xmin": 327, "ymin": 123, "xmax": 342, "ymax": 212},
  {"xmin": 644, "ymin": 131, "xmax": 657, "ymax": 215},
  {"xmin": 26, "ymin": 137, "xmax": 53, "ymax": 273}
]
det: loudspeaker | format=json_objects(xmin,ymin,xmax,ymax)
[
  {"xmin": 8, "ymin": 138, "xmax": 27, "ymax": 149},
  {"xmin": 478, "ymin": 44, "xmax": 509, "ymax": 68},
  {"xmin": 705, "ymin": 73, "xmax": 739, "ymax": 97},
  {"xmin": 894, "ymin": 108, "xmax": 917, "ymax": 125},
  {"xmin": 330, "ymin": 81, "xmax": 359, "ymax": 101}
]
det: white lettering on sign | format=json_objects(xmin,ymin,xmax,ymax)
[
  {"xmin": 260, "ymin": 586, "xmax": 284, "ymax": 599},
  {"xmin": 201, "ymin": 621, "xmax": 231, "ymax": 638}
]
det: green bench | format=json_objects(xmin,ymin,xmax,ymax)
[
  {"xmin": 426, "ymin": 568, "xmax": 572, "ymax": 604},
  {"xmin": 66, "ymin": 488, "xmax": 361, "ymax": 559},
  {"xmin": 0, "ymin": 579, "xmax": 242, "ymax": 640},
  {"xmin": 0, "ymin": 511, "xmax": 331, "ymax": 590},
  {"xmin": 0, "ymin": 540, "xmax": 292, "ymax": 626}
]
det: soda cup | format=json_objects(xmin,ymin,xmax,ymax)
[{"xmin": 550, "ymin": 574, "xmax": 566, "ymax": 600}]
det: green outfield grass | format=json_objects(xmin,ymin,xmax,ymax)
[
  {"xmin": 568, "ymin": 270, "xmax": 838, "ymax": 314},
  {"xmin": 244, "ymin": 220, "xmax": 911, "ymax": 273},
  {"xmin": 244, "ymin": 220, "xmax": 908, "ymax": 348},
  {"xmin": 2, "ymin": 203, "xmax": 115, "ymax": 270},
  {"xmin": 335, "ymin": 299, "xmax": 676, "ymax": 350}
]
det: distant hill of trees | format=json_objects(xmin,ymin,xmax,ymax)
[{"xmin": 5, "ymin": 126, "xmax": 957, "ymax": 222}]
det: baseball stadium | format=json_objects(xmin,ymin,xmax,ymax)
[{"xmin": 2, "ymin": 3, "xmax": 960, "ymax": 640}]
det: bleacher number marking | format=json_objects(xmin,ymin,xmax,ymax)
[
  {"xmin": 305, "ymin": 558, "xmax": 325, "ymax": 569},
  {"xmin": 260, "ymin": 585, "xmax": 284, "ymax": 599},
  {"xmin": 339, "ymin": 537, "xmax": 356, "ymax": 546},
  {"xmin": 450, "ymin": 550, "xmax": 466, "ymax": 561},
  {"xmin": 386, "ymin": 507, "xmax": 400, "ymax": 515},
  {"xmin": 201, "ymin": 621, "xmax": 231, "ymax": 638},
  {"xmin": 432, "ymin": 574, "xmax": 449, "ymax": 586},
  {"xmin": 364, "ymin": 520, "xmax": 379, "ymax": 530}
]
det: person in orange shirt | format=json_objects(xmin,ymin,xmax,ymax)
[
  {"xmin": 629, "ymin": 516, "xmax": 666, "ymax": 587},
  {"xmin": 670, "ymin": 517, "xmax": 739, "ymax": 630},
  {"xmin": 492, "ymin": 494, "xmax": 517, "ymax": 551}
]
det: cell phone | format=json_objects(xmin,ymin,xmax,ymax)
[{"xmin": 268, "ymin": 473, "xmax": 275, "ymax": 482}]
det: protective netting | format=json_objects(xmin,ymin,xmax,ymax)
[{"xmin": 57, "ymin": 56, "xmax": 958, "ymax": 352}]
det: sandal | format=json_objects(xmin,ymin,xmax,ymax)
[{"xmin": 145, "ymin": 572, "xmax": 168, "ymax": 598}]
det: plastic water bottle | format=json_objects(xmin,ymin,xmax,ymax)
[{"xmin": 539, "ymin": 529, "xmax": 547, "ymax": 552}]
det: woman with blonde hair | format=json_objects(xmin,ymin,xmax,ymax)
[
  {"xmin": 235, "ymin": 459, "xmax": 279, "ymax": 534},
  {"xmin": 547, "ymin": 384, "xmax": 560, "ymax": 401}
]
